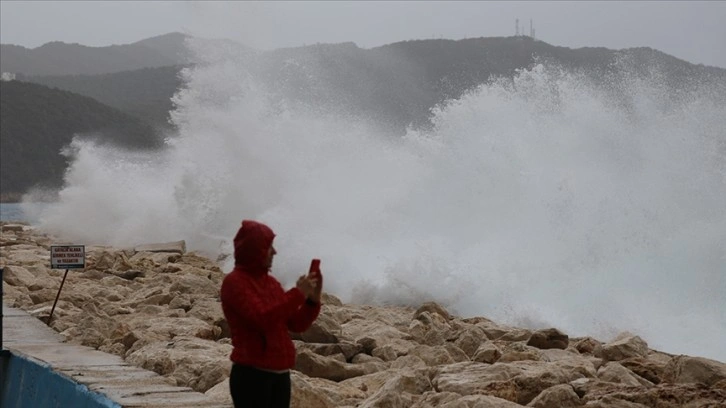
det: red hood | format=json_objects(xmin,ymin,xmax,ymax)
[{"xmin": 233, "ymin": 220, "xmax": 275, "ymax": 276}]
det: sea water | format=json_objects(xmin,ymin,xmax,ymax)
[
  {"xmin": 0, "ymin": 203, "xmax": 24, "ymax": 222},
  {"xmin": 1, "ymin": 202, "xmax": 49, "ymax": 223},
  {"xmin": 25, "ymin": 42, "xmax": 726, "ymax": 361}
]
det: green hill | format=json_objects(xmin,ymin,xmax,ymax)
[
  {"xmin": 27, "ymin": 65, "xmax": 185, "ymax": 131},
  {"xmin": 0, "ymin": 81, "xmax": 162, "ymax": 201}
]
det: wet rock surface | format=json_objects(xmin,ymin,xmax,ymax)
[{"xmin": 2, "ymin": 222, "xmax": 725, "ymax": 407}]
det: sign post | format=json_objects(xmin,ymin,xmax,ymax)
[{"xmin": 48, "ymin": 245, "xmax": 85, "ymax": 325}]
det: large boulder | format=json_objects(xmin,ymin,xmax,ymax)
[
  {"xmin": 585, "ymin": 382, "xmax": 726, "ymax": 407},
  {"xmin": 292, "ymin": 313, "xmax": 341, "ymax": 343},
  {"xmin": 321, "ymin": 292, "xmax": 344, "ymax": 306},
  {"xmin": 663, "ymin": 355, "xmax": 726, "ymax": 386},
  {"xmin": 574, "ymin": 337, "xmax": 602, "ymax": 355},
  {"xmin": 58, "ymin": 302, "xmax": 128, "ymax": 349},
  {"xmin": 294, "ymin": 349, "xmax": 368, "ymax": 381},
  {"xmin": 204, "ymin": 378, "xmax": 232, "ymax": 405},
  {"xmin": 433, "ymin": 362, "xmax": 521, "ymax": 401},
  {"xmin": 434, "ymin": 359, "xmax": 597, "ymax": 405},
  {"xmin": 445, "ymin": 343, "xmax": 471, "ymax": 363},
  {"xmin": 126, "ymin": 336, "xmax": 231, "ymax": 392},
  {"xmin": 414, "ymin": 301, "xmax": 452, "ymax": 321},
  {"xmin": 85, "ymin": 249, "xmax": 134, "ymax": 272},
  {"xmin": 597, "ymin": 362, "xmax": 652, "ymax": 387},
  {"xmin": 295, "ymin": 372, "xmax": 368, "ymax": 406},
  {"xmin": 372, "ymin": 344, "xmax": 399, "ymax": 362},
  {"xmin": 167, "ymin": 274, "xmax": 220, "ymax": 297},
  {"xmin": 357, "ymin": 369, "xmax": 432, "ymax": 408},
  {"xmin": 339, "ymin": 369, "xmax": 403, "ymax": 398},
  {"xmin": 2, "ymin": 265, "xmax": 37, "ymax": 286},
  {"xmin": 526, "ymin": 384, "xmax": 581, "ymax": 408},
  {"xmin": 498, "ymin": 342, "xmax": 543, "ymax": 363},
  {"xmin": 413, "ymin": 392, "xmax": 525, "ymax": 408},
  {"xmin": 408, "ymin": 344, "xmax": 456, "ymax": 366},
  {"xmin": 473, "ymin": 341, "xmax": 503, "ymax": 364},
  {"xmin": 4, "ymin": 248, "xmax": 49, "ymax": 266},
  {"xmin": 134, "ymin": 240, "xmax": 187, "ymax": 254},
  {"xmin": 474, "ymin": 321, "xmax": 513, "ymax": 340},
  {"xmin": 619, "ymin": 355, "xmax": 670, "ymax": 385},
  {"xmin": 527, "ymin": 328, "xmax": 569, "ymax": 350},
  {"xmin": 290, "ymin": 372, "xmax": 337, "ymax": 408},
  {"xmin": 411, "ymin": 391, "xmax": 463, "ymax": 407},
  {"xmin": 125, "ymin": 316, "xmax": 221, "ymax": 341},
  {"xmin": 342, "ymin": 318, "xmax": 411, "ymax": 349},
  {"xmin": 128, "ymin": 250, "xmax": 181, "ymax": 266},
  {"xmin": 584, "ymin": 396, "xmax": 650, "ymax": 407},
  {"xmin": 391, "ymin": 355, "xmax": 427, "ymax": 370},
  {"xmin": 186, "ymin": 299, "xmax": 228, "ymax": 339},
  {"xmin": 296, "ymin": 341, "xmax": 363, "ymax": 361},
  {"xmin": 454, "ymin": 326, "xmax": 488, "ymax": 358},
  {"xmin": 409, "ymin": 311, "xmax": 452, "ymax": 346},
  {"xmin": 499, "ymin": 328, "xmax": 534, "ymax": 342},
  {"xmin": 600, "ymin": 334, "xmax": 649, "ymax": 361},
  {"xmin": 1, "ymin": 223, "xmax": 27, "ymax": 232}
]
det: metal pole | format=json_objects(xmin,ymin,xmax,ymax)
[{"xmin": 48, "ymin": 269, "xmax": 69, "ymax": 325}]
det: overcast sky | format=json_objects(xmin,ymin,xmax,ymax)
[{"xmin": 1, "ymin": 1, "xmax": 725, "ymax": 68}]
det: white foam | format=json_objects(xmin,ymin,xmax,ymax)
[{"xmin": 31, "ymin": 45, "xmax": 726, "ymax": 361}]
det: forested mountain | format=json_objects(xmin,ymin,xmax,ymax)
[
  {"xmin": 265, "ymin": 37, "xmax": 726, "ymax": 130},
  {"xmin": 0, "ymin": 32, "xmax": 189, "ymax": 76},
  {"xmin": 2, "ymin": 33, "xmax": 724, "ymax": 200},
  {"xmin": 17, "ymin": 36, "xmax": 724, "ymax": 135},
  {"xmin": 27, "ymin": 65, "xmax": 185, "ymax": 130},
  {"xmin": 0, "ymin": 81, "xmax": 162, "ymax": 201}
]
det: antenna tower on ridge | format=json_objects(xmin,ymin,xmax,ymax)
[{"xmin": 515, "ymin": 18, "xmax": 519, "ymax": 36}]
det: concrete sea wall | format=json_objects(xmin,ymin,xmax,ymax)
[{"xmin": 1, "ymin": 350, "xmax": 120, "ymax": 408}]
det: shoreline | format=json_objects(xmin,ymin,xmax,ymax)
[
  {"xmin": 1, "ymin": 221, "xmax": 725, "ymax": 364},
  {"xmin": 2, "ymin": 222, "xmax": 725, "ymax": 407}
]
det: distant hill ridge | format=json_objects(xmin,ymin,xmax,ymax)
[
  {"xmin": 0, "ymin": 32, "xmax": 190, "ymax": 76},
  {"xmin": 16, "ymin": 35, "xmax": 726, "ymax": 135},
  {"xmin": 3, "ymin": 32, "xmax": 724, "ymax": 80}
]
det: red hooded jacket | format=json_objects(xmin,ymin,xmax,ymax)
[{"xmin": 220, "ymin": 220, "xmax": 320, "ymax": 370}]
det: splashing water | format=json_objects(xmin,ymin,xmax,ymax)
[{"xmin": 30, "ymin": 44, "xmax": 726, "ymax": 361}]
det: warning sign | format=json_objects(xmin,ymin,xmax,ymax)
[{"xmin": 50, "ymin": 245, "xmax": 85, "ymax": 269}]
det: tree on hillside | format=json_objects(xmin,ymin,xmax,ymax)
[{"xmin": 0, "ymin": 81, "xmax": 162, "ymax": 199}]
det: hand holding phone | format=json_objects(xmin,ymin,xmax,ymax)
[
  {"xmin": 307, "ymin": 258, "xmax": 323, "ymax": 303},
  {"xmin": 309, "ymin": 258, "xmax": 321, "ymax": 278}
]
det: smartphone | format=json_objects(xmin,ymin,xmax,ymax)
[{"xmin": 309, "ymin": 258, "xmax": 321, "ymax": 278}]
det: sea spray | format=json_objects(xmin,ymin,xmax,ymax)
[{"xmin": 31, "ymin": 45, "xmax": 726, "ymax": 361}]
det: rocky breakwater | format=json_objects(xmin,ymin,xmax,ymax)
[{"xmin": 2, "ymin": 222, "xmax": 725, "ymax": 407}]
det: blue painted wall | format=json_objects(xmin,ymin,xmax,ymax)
[{"xmin": 1, "ymin": 350, "xmax": 121, "ymax": 408}]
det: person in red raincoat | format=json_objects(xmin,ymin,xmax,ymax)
[{"xmin": 221, "ymin": 220, "xmax": 322, "ymax": 408}]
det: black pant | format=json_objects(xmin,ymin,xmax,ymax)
[{"xmin": 229, "ymin": 364, "xmax": 291, "ymax": 408}]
